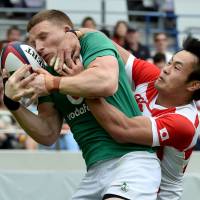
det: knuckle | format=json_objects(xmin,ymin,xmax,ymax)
[{"xmin": 9, "ymin": 80, "xmax": 15, "ymax": 86}]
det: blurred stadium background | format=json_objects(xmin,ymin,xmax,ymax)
[{"xmin": 0, "ymin": 0, "xmax": 199, "ymax": 199}]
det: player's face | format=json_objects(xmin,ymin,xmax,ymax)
[
  {"xmin": 155, "ymin": 50, "xmax": 198, "ymax": 96},
  {"xmin": 28, "ymin": 20, "xmax": 67, "ymax": 65}
]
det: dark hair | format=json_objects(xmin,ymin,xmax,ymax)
[
  {"xmin": 113, "ymin": 20, "xmax": 128, "ymax": 38},
  {"xmin": 127, "ymin": 27, "xmax": 138, "ymax": 34},
  {"xmin": 183, "ymin": 36, "xmax": 200, "ymax": 100},
  {"xmin": 100, "ymin": 28, "xmax": 110, "ymax": 38},
  {"xmin": 27, "ymin": 9, "xmax": 73, "ymax": 32},
  {"xmin": 81, "ymin": 16, "xmax": 96, "ymax": 28},
  {"xmin": 153, "ymin": 53, "xmax": 166, "ymax": 63}
]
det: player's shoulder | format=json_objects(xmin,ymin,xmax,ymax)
[
  {"xmin": 175, "ymin": 101, "xmax": 199, "ymax": 125},
  {"xmin": 155, "ymin": 102, "xmax": 199, "ymax": 128},
  {"xmin": 125, "ymin": 54, "xmax": 155, "ymax": 71},
  {"xmin": 80, "ymin": 31, "xmax": 107, "ymax": 42},
  {"xmin": 80, "ymin": 31, "xmax": 115, "ymax": 52}
]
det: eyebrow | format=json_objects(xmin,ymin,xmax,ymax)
[
  {"xmin": 171, "ymin": 56, "xmax": 184, "ymax": 66},
  {"xmin": 174, "ymin": 61, "xmax": 184, "ymax": 67},
  {"xmin": 37, "ymin": 32, "xmax": 48, "ymax": 37},
  {"xmin": 28, "ymin": 32, "xmax": 48, "ymax": 45}
]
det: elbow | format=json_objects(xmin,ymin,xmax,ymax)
[
  {"xmin": 102, "ymin": 79, "xmax": 118, "ymax": 97},
  {"xmin": 35, "ymin": 137, "xmax": 55, "ymax": 146},
  {"xmin": 42, "ymin": 139, "xmax": 55, "ymax": 146},
  {"xmin": 34, "ymin": 132, "xmax": 58, "ymax": 146}
]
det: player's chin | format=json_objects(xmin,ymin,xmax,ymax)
[{"xmin": 154, "ymin": 80, "xmax": 164, "ymax": 90}]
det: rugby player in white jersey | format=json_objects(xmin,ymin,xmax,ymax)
[
  {"xmin": 86, "ymin": 37, "xmax": 200, "ymax": 200},
  {"xmin": 54, "ymin": 33, "xmax": 200, "ymax": 200}
]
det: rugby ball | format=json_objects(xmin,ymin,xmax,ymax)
[{"xmin": 0, "ymin": 41, "xmax": 47, "ymax": 74}]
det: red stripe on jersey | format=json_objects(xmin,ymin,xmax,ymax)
[
  {"xmin": 141, "ymin": 82, "xmax": 176, "ymax": 117},
  {"xmin": 184, "ymin": 148, "xmax": 193, "ymax": 160},
  {"xmin": 183, "ymin": 148, "xmax": 193, "ymax": 173},
  {"xmin": 132, "ymin": 58, "xmax": 160, "ymax": 87},
  {"xmin": 146, "ymin": 82, "xmax": 158, "ymax": 103},
  {"xmin": 194, "ymin": 115, "xmax": 199, "ymax": 128},
  {"xmin": 151, "ymin": 107, "xmax": 176, "ymax": 117}
]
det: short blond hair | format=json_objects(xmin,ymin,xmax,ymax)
[{"xmin": 27, "ymin": 9, "xmax": 74, "ymax": 32}]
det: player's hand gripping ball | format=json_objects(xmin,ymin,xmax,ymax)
[
  {"xmin": 0, "ymin": 41, "xmax": 47, "ymax": 76},
  {"xmin": 0, "ymin": 41, "xmax": 48, "ymax": 106}
]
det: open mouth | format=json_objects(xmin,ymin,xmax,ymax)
[{"xmin": 158, "ymin": 76, "xmax": 164, "ymax": 82}]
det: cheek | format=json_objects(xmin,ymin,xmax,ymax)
[
  {"xmin": 47, "ymin": 39, "xmax": 59, "ymax": 48},
  {"xmin": 46, "ymin": 34, "xmax": 64, "ymax": 48},
  {"xmin": 168, "ymin": 77, "xmax": 186, "ymax": 90}
]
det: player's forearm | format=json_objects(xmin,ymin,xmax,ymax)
[
  {"xmin": 86, "ymin": 98, "xmax": 153, "ymax": 145},
  {"xmin": 113, "ymin": 42, "xmax": 131, "ymax": 64},
  {"xmin": 59, "ymin": 71, "xmax": 116, "ymax": 97},
  {"xmin": 11, "ymin": 107, "xmax": 59, "ymax": 145},
  {"xmin": 59, "ymin": 58, "xmax": 118, "ymax": 97}
]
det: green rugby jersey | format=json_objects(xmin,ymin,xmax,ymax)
[{"xmin": 39, "ymin": 32, "xmax": 156, "ymax": 168}]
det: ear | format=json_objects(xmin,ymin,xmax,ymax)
[
  {"xmin": 187, "ymin": 80, "xmax": 200, "ymax": 92},
  {"xmin": 64, "ymin": 25, "xmax": 71, "ymax": 33}
]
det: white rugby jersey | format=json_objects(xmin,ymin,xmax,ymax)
[{"xmin": 125, "ymin": 55, "xmax": 200, "ymax": 200}]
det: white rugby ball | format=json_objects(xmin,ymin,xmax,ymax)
[{"xmin": 0, "ymin": 41, "xmax": 47, "ymax": 74}]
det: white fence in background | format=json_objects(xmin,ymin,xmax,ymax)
[{"xmin": 0, "ymin": 151, "xmax": 199, "ymax": 200}]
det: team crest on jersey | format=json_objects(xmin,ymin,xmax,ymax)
[
  {"xmin": 66, "ymin": 95, "xmax": 84, "ymax": 105},
  {"xmin": 135, "ymin": 94, "xmax": 147, "ymax": 112}
]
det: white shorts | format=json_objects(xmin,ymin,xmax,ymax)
[{"xmin": 72, "ymin": 151, "xmax": 161, "ymax": 200}]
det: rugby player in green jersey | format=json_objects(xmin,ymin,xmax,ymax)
[{"xmin": 3, "ymin": 10, "xmax": 160, "ymax": 200}]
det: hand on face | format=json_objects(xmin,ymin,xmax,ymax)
[
  {"xmin": 50, "ymin": 31, "xmax": 83, "ymax": 76},
  {"xmin": 3, "ymin": 65, "xmax": 36, "ymax": 102}
]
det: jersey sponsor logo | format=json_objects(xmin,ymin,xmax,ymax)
[
  {"xmin": 67, "ymin": 103, "xmax": 90, "ymax": 120},
  {"xmin": 159, "ymin": 127, "xmax": 169, "ymax": 141},
  {"xmin": 135, "ymin": 94, "xmax": 147, "ymax": 112},
  {"xmin": 66, "ymin": 95, "xmax": 84, "ymax": 105}
]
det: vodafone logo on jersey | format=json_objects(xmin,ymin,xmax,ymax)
[
  {"xmin": 66, "ymin": 95, "xmax": 84, "ymax": 105},
  {"xmin": 159, "ymin": 127, "xmax": 169, "ymax": 141}
]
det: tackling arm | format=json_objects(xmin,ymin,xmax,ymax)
[
  {"xmin": 86, "ymin": 98, "xmax": 197, "ymax": 150},
  {"xmin": 86, "ymin": 98, "xmax": 153, "ymax": 145},
  {"xmin": 58, "ymin": 56, "xmax": 118, "ymax": 97},
  {"xmin": 34, "ymin": 55, "xmax": 119, "ymax": 98}
]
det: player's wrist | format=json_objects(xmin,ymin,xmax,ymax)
[
  {"xmin": 3, "ymin": 94, "xmax": 20, "ymax": 111},
  {"xmin": 67, "ymin": 29, "xmax": 84, "ymax": 39},
  {"xmin": 45, "ymin": 75, "xmax": 62, "ymax": 93},
  {"xmin": 75, "ymin": 30, "xmax": 84, "ymax": 39}
]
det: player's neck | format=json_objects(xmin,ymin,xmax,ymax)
[{"xmin": 156, "ymin": 93, "xmax": 191, "ymax": 108}]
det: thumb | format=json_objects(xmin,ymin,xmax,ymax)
[{"xmin": 2, "ymin": 68, "xmax": 10, "ymax": 85}]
